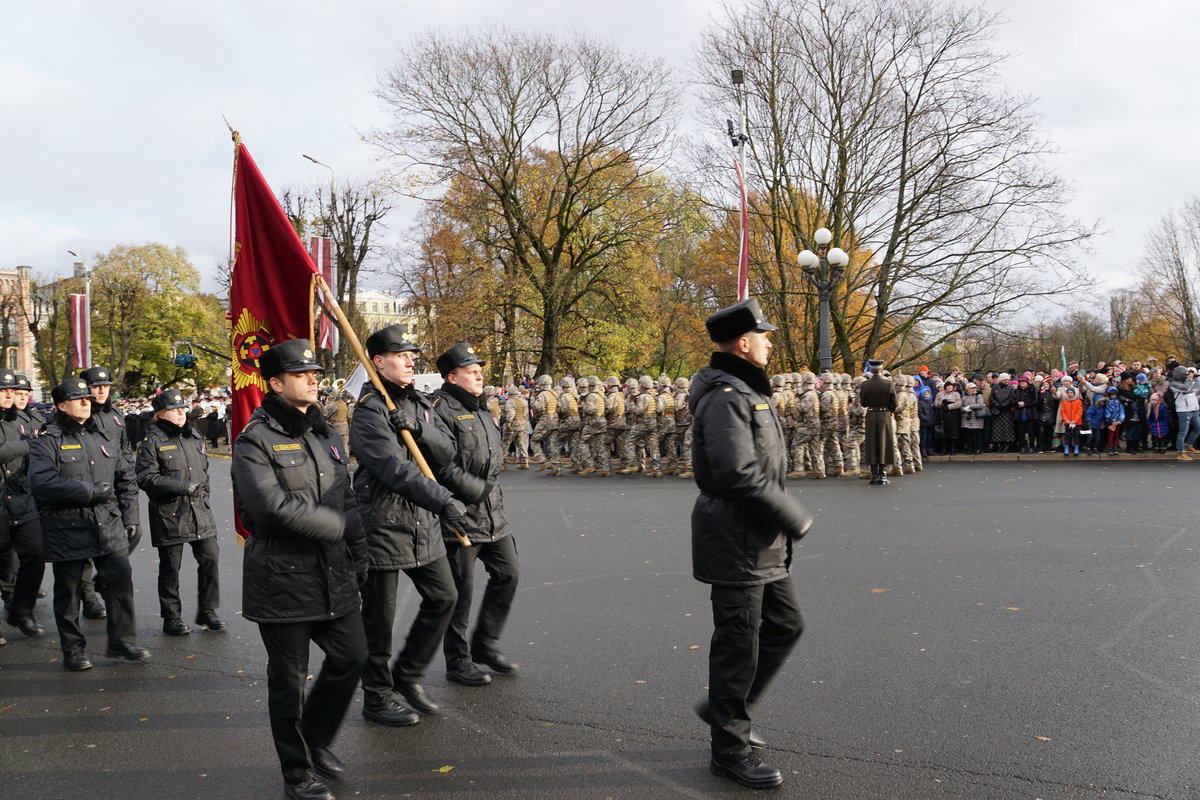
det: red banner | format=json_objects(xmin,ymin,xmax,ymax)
[
  {"xmin": 309, "ymin": 236, "xmax": 338, "ymax": 353},
  {"xmin": 229, "ymin": 141, "xmax": 319, "ymax": 446},
  {"xmin": 69, "ymin": 293, "xmax": 88, "ymax": 369},
  {"xmin": 734, "ymin": 157, "xmax": 749, "ymax": 302}
]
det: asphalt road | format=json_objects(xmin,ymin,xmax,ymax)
[{"xmin": 2, "ymin": 459, "xmax": 1199, "ymax": 799}]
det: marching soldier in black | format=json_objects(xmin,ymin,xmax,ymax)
[
  {"xmin": 0, "ymin": 369, "xmax": 46, "ymax": 640},
  {"xmin": 858, "ymin": 359, "xmax": 897, "ymax": 485},
  {"xmin": 689, "ymin": 298, "xmax": 813, "ymax": 790},
  {"xmin": 230, "ymin": 339, "xmax": 366, "ymax": 800},
  {"xmin": 12, "ymin": 373, "xmax": 38, "ymax": 431},
  {"xmin": 430, "ymin": 343, "xmax": 520, "ymax": 686},
  {"xmin": 135, "ymin": 389, "xmax": 223, "ymax": 636},
  {"xmin": 351, "ymin": 325, "xmax": 473, "ymax": 725},
  {"xmin": 76, "ymin": 365, "xmax": 128, "ymax": 620},
  {"xmin": 29, "ymin": 378, "xmax": 146, "ymax": 671}
]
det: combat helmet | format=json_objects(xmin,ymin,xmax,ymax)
[
  {"xmin": 605, "ymin": 376, "xmax": 621, "ymax": 389},
  {"xmin": 536, "ymin": 374, "xmax": 553, "ymax": 389},
  {"xmin": 561, "ymin": 375, "xmax": 576, "ymax": 390},
  {"xmin": 638, "ymin": 375, "xmax": 654, "ymax": 391},
  {"xmin": 674, "ymin": 376, "xmax": 688, "ymax": 390}
]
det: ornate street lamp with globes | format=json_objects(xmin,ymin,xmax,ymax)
[{"xmin": 796, "ymin": 228, "xmax": 849, "ymax": 372}]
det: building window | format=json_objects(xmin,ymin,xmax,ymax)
[{"xmin": 7, "ymin": 348, "xmax": 16, "ymax": 370}]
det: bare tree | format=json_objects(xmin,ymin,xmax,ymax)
[
  {"xmin": 282, "ymin": 180, "xmax": 392, "ymax": 376},
  {"xmin": 372, "ymin": 28, "xmax": 680, "ymax": 374},
  {"xmin": 1141, "ymin": 197, "xmax": 1200, "ymax": 359},
  {"xmin": 694, "ymin": 0, "xmax": 1096, "ymax": 373}
]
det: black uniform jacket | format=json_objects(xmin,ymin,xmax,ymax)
[
  {"xmin": 29, "ymin": 411, "xmax": 139, "ymax": 562},
  {"xmin": 232, "ymin": 394, "xmax": 365, "ymax": 624},
  {"xmin": 350, "ymin": 381, "xmax": 454, "ymax": 571},
  {"xmin": 136, "ymin": 418, "xmax": 218, "ymax": 547},
  {"xmin": 689, "ymin": 352, "xmax": 812, "ymax": 587},
  {"xmin": 90, "ymin": 398, "xmax": 131, "ymax": 458},
  {"xmin": 431, "ymin": 382, "xmax": 509, "ymax": 544},
  {"xmin": 0, "ymin": 406, "xmax": 36, "ymax": 525}
]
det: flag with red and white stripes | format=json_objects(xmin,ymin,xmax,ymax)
[
  {"xmin": 309, "ymin": 236, "xmax": 338, "ymax": 353},
  {"xmin": 69, "ymin": 293, "xmax": 89, "ymax": 369}
]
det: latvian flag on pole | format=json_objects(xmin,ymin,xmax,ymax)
[
  {"xmin": 309, "ymin": 236, "xmax": 338, "ymax": 353},
  {"xmin": 69, "ymin": 293, "xmax": 88, "ymax": 369}
]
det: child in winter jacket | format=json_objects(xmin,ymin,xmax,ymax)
[
  {"xmin": 1084, "ymin": 396, "xmax": 1107, "ymax": 454},
  {"xmin": 1147, "ymin": 392, "xmax": 1172, "ymax": 453},
  {"xmin": 1058, "ymin": 387, "xmax": 1084, "ymax": 456},
  {"xmin": 1103, "ymin": 386, "xmax": 1125, "ymax": 454}
]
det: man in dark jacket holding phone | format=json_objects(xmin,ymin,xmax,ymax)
[
  {"xmin": 231, "ymin": 339, "xmax": 367, "ymax": 800},
  {"xmin": 689, "ymin": 298, "xmax": 813, "ymax": 790}
]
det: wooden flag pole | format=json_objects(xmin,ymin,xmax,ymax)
[{"xmin": 313, "ymin": 274, "xmax": 471, "ymax": 548}]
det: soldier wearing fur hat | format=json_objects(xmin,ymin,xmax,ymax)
[
  {"xmin": 350, "ymin": 325, "xmax": 472, "ymax": 727},
  {"xmin": 135, "ymin": 389, "xmax": 222, "ymax": 637},
  {"xmin": 858, "ymin": 360, "xmax": 897, "ymax": 484},
  {"xmin": 689, "ymin": 298, "xmax": 813, "ymax": 790},
  {"xmin": 29, "ymin": 377, "xmax": 145, "ymax": 672},
  {"xmin": 0, "ymin": 369, "xmax": 45, "ymax": 640},
  {"xmin": 231, "ymin": 338, "xmax": 367, "ymax": 800},
  {"xmin": 429, "ymin": 343, "xmax": 520, "ymax": 686}
]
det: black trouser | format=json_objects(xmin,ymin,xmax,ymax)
[
  {"xmin": 257, "ymin": 611, "xmax": 366, "ymax": 783},
  {"xmin": 444, "ymin": 535, "xmax": 519, "ymax": 667},
  {"xmin": 52, "ymin": 553, "xmax": 136, "ymax": 654},
  {"xmin": 963, "ymin": 428, "xmax": 983, "ymax": 454},
  {"xmin": 5, "ymin": 519, "xmax": 45, "ymax": 617},
  {"xmin": 707, "ymin": 575, "xmax": 804, "ymax": 758},
  {"xmin": 360, "ymin": 557, "xmax": 456, "ymax": 703},
  {"xmin": 80, "ymin": 558, "xmax": 104, "ymax": 606},
  {"xmin": 157, "ymin": 538, "xmax": 220, "ymax": 620},
  {"xmin": 0, "ymin": 544, "xmax": 16, "ymax": 600}
]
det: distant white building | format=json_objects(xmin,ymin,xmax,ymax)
[{"xmin": 354, "ymin": 289, "xmax": 421, "ymax": 338}]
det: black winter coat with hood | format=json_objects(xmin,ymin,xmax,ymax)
[
  {"xmin": 136, "ymin": 418, "xmax": 218, "ymax": 547},
  {"xmin": 350, "ymin": 380, "xmax": 456, "ymax": 570},
  {"xmin": 430, "ymin": 382, "xmax": 509, "ymax": 544},
  {"xmin": 689, "ymin": 352, "xmax": 813, "ymax": 587},
  {"xmin": 29, "ymin": 411, "xmax": 139, "ymax": 562},
  {"xmin": 231, "ymin": 393, "xmax": 365, "ymax": 624}
]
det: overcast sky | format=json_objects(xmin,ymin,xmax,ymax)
[{"xmin": 3, "ymin": 0, "xmax": 1198, "ymax": 297}]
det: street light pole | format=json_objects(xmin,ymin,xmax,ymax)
[
  {"xmin": 797, "ymin": 229, "xmax": 849, "ymax": 372},
  {"xmin": 66, "ymin": 249, "xmax": 92, "ymax": 367}
]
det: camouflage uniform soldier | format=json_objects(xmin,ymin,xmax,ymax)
[
  {"xmin": 501, "ymin": 386, "xmax": 530, "ymax": 469},
  {"xmin": 604, "ymin": 377, "xmax": 627, "ymax": 469},
  {"xmin": 819, "ymin": 371, "xmax": 844, "ymax": 476},
  {"xmin": 770, "ymin": 375, "xmax": 791, "ymax": 472},
  {"xmin": 620, "ymin": 378, "xmax": 639, "ymax": 472},
  {"xmin": 578, "ymin": 377, "xmax": 608, "ymax": 476},
  {"xmin": 844, "ymin": 374, "xmax": 867, "ymax": 478},
  {"xmin": 483, "ymin": 386, "xmax": 502, "ymax": 426},
  {"xmin": 621, "ymin": 376, "xmax": 657, "ymax": 475},
  {"xmin": 903, "ymin": 376, "xmax": 922, "ymax": 473},
  {"xmin": 558, "ymin": 377, "xmax": 583, "ymax": 473},
  {"xmin": 673, "ymin": 376, "xmax": 693, "ymax": 479},
  {"xmin": 655, "ymin": 375, "xmax": 678, "ymax": 475},
  {"xmin": 891, "ymin": 374, "xmax": 913, "ymax": 476},
  {"xmin": 794, "ymin": 372, "xmax": 825, "ymax": 478},
  {"xmin": 530, "ymin": 375, "xmax": 560, "ymax": 476},
  {"xmin": 832, "ymin": 372, "xmax": 851, "ymax": 475}
]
